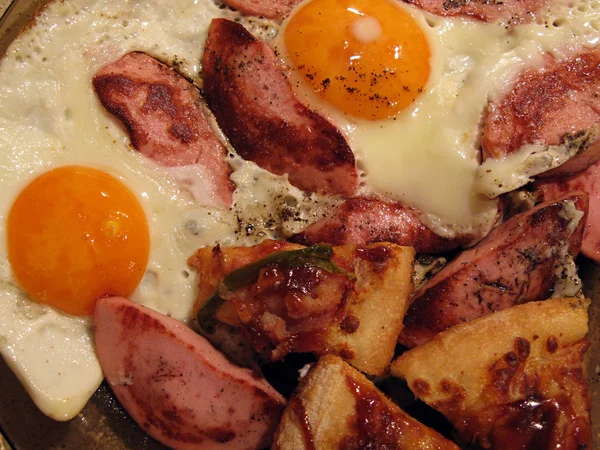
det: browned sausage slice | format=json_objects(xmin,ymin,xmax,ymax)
[
  {"xmin": 291, "ymin": 197, "xmax": 473, "ymax": 254},
  {"xmin": 535, "ymin": 159, "xmax": 600, "ymax": 263},
  {"xmin": 404, "ymin": 0, "xmax": 547, "ymax": 23},
  {"xmin": 93, "ymin": 52, "xmax": 233, "ymax": 207},
  {"xmin": 94, "ymin": 296, "xmax": 286, "ymax": 450},
  {"xmin": 399, "ymin": 192, "xmax": 588, "ymax": 348},
  {"xmin": 202, "ymin": 19, "xmax": 358, "ymax": 197},
  {"xmin": 482, "ymin": 49, "xmax": 600, "ymax": 177},
  {"xmin": 220, "ymin": 0, "xmax": 302, "ymax": 19}
]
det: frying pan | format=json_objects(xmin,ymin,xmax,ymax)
[{"xmin": 0, "ymin": 1, "xmax": 598, "ymax": 448}]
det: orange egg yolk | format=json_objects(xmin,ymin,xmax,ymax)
[
  {"xmin": 284, "ymin": 0, "xmax": 430, "ymax": 120},
  {"xmin": 7, "ymin": 166, "xmax": 150, "ymax": 316}
]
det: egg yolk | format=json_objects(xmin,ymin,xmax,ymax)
[
  {"xmin": 284, "ymin": 0, "xmax": 430, "ymax": 120},
  {"xmin": 7, "ymin": 166, "xmax": 150, "ymax": 316}
]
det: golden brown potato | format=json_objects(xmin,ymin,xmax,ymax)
[
  {"xmin": 391, "ymin": 298, "xmax": 591, "ymax": 449},
  {"xmin": 272, "ymin": 355, "xmax": 459, "ymax": 450},
  {"xmin": 189, "ymin": 240, "xmax": 414, "ymax": 375}
]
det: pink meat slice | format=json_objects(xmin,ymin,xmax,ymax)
[
  {"xmin": 535, "ymin": 159, "xmax": 600, "ymax": 263},
  {"xmin": 290, "ymin": 197, "xmax": 473, "ymax": 254},
  {"xmin": 399, "ymin": 192, "xmax": 588, "ymax": 348},
  {"xmin": 93, "ymin": 52, "xmax": 234, "ymax": 207},
  {"xmin": 404, "ymin": 0, "xmax": 547, "ymax": 23},
  {"xmin": 482, "ymin": 49, "xmax": 600, "ymax": 176},
  {"xmin": 94, "ymin": 296, "xmax": 286, "ymax": 450},
  {"xmin": 201, "ymin": 18, "xmax": 358, "ymax": 197},
  {"xmin": 220, "ymin": 0, "xmax": 302, "ymax": 19}
]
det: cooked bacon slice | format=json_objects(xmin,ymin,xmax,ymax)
[
  {"xmin": 404, "ymin": 0, "xmax": 546, "ymax": 23},
  {"xmin": 392, "ymin": 298, "xmax": 591, "ymax": 450},
  {"xmin": 482, "ymin": 49, "xmax": 600, "ymax": 176},
  {"xmin": 399, "ymin": 193, "xmax": 588, "ymax": 348},
  {"xmin": 291, "ymin": 197, "xmax": 471, "ymax": 254},
  {"xmin": 93, "ymin": 52, "xmax": 233, "ymax": 206},
  {"xmin": 220, "ymin": 0, "xmax": 302, "ymax": 19},
  {"xmin": 201, "ymin": 19, "xmax": 358, "ymax": 196},
  {"xmin": 535, "ymin": 159, "xmax": 600, "ymax": 263}
]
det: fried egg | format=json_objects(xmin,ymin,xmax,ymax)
[
  {"xmin": 275, "ymin": 0, "xmax": 600, "ymax": 237},
  {"xmin": 0, "ymin": 0, "xmax": 599, "ymax": 423}
]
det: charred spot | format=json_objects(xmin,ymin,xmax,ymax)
[
  {"xmin": 412, "ymin": 378, "xmax": 432, "ymax": 397},
  {"xmin": 546, "ymin": 335, "xmax": 558, "ymax": 353},
  {"xmin": 515, "ymin": 337, "xmax": 530, "ymax": 361},
  {"xmin": 340, "ymin": 314, "xmax": 361, "ymax": 334},
  {"xmin": 339, "ymin": 347, "xmax": 355, "ymax": 360},
  {"xmin": 143, "ymin": 83, "xmax": 177, "ymax": 117},
  {"xmin": 169, "ymin": 122, "xmax": 197, "ymax": 144},
  {"xmin": 356, "ymin": 246, "xmax": 392, "ymax": 274}
]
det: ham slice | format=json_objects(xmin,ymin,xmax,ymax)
[
  {"xmin": 291, "ymin": 197, "xmax": 472, "ymax": 254},
  {"xmin": 93, "ymin": 52, "xmax": 233, "ymax": 207},
  {"xmin": 220, "ymin": 0, "xmax": 302, "ymax": 19},
  {"xmin": 201, "ymin": 18, "xmax": 358, "ymax": 197},
  {"xmin": 482, "ymin": 49, "xmax": 600, "ymax": 177},
  {"xmin": 94, "ymin": 296, "xmax": 286, "ymax": 450},
  {"xmin": 399, "ymin": 193, "xmax": 588, "ymax": 348}
]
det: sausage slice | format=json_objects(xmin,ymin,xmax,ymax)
[
  {"xmin": 93, "ymin": 52, "xmax": 234, "ymax": 207},
  {"xmin": 220, "ymin": 0, "xmax": 302, "ymax": 19},
  {"xmin": 399, "ymin": 193, "xmax": 588, "ymax": 348},
  {"xmin": 482, "ymin": 49, "xmax": 600, "ymax": 178},
  {"xmin": 202, "ymin": 19, "xmax": 358, "ymax": 196},
  {"xmin": 291, "ymin": 197, "xmax": 476, "ymax": 254},
  {"xmin": 94, "ymin": 296, "xmax": 286, "ymax": 450}
]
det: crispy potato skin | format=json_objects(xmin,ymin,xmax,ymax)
[{"xmin": 392, "ymin": 298, "xmax": 591, "ymax": 450}]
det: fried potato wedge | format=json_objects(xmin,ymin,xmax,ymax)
[
  {"xmin": 189, "ymin": 240, "xmax": 414, "ymax": 375},
  {"xmin": 391, "ymin": 298, "xmax": 592, "ymax": 449},
  {"xmin": 273, "ymin": 355, "xmax": 459, "ymax": 449}
]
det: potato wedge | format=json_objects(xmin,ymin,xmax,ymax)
[
  {"xmin": 273, "ymin": 354, "xmax": 459, "ymax": 449},
  {"xmin": 391, "ymin": 298, "xmax": 591, "ymax": 449},
  {"xmin": 189, "ymin": 240, "xmax": 414, "ymax": 375}
]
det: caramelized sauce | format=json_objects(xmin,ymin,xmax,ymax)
[
  {"xmin": 290, "ymin": 396, "xmax": 316, "ymax": 450},
  {"xmin": 492, "ymin": 396, "xmax": 561, "ymax": 449},
  {"xmin": 339, "ymin": 375, "xmax": 414, "ymax": 449}
]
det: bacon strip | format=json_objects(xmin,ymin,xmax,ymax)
[
  {"xmin": 399, "ymin": 193, "xmax": 588, "ymax": 348},
  {"xmin": 291, "ymin": 197, "xmax": 471, "ymax": 254},
  {"xmin": 535, "ymin": 159, "xmax": 600, "ymax": 263},
  {"xmin": 403, "ymin": 0, "xmax": 546, "ymax": 23},
  {"xmin": 201, "ymin": 19, "xmax": 358, "ymax": 197},
  {"xmin": 482, "ymin": 49, "xmax": 600, "ymax": 176},
  {"xmin": 93, "ymin": 52, "xmax": 233, "ymax": 207},
  {"xmin": 220, "ymin": 0, "xmax": 302, "ymax": 19}
]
